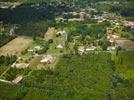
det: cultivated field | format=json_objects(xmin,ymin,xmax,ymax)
[
  {"xmin": 0, "ymin": 36, "xmax": 33, "ymax": 56},
  {"xmin": 116, "ymin": 39, "xmax": 134, "ymax": 50},
  {"xmin": 44, "ymin": 27, "xmax": 55, "ymax": 41}
]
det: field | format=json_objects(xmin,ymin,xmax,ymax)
[
  {"xmin": 114, "ymin": 51, "xmax": 134, "ymax": 80},
  {"xmin": 116, "ymin": 39, "xmax": 134, "ymax": 50},
  {"xmin": 0, "ymin": 52, "xmax": 134, "ymax": 99},
  {"xmin": 0, "ymin": 36, "xmax": 33, "ymax": 56}
]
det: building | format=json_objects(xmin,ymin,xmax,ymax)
[
  {"xmin": 11, "ymin": 63, "xmax": 29, "ymax": 69},
  {"xmin": 56, "ymin": 31, "xmax": 66, "ymax": 36},
  {"xmin": 124, "ymin": 21, "xmax": 134, "ymax": 29},
  {"xmin": 85, "ymin": 46, "xmax": 97, "ymax": 51},
  {"xmin": 40, "ymin": 55, "xmax": 56, "ymax": 63},
  {"xmin": 34, "ymin": 46, "xmax": 43, "ymax": 51},
  {"xmin": 107, "ymin": 46, "xmax": 116, "ymax": 51},
  {"xmin": 12, "ymin": 75, "xmax": 23, "ymax": 84},
  {"xmin": 56, "ymin": 44, "xmax": 64, "ymax": 49},
  {"xmin": 107, "ymin": 34, "xmax": 119, "ymax": 43},
  {"xmin": 78, "ymin": 46, "xmax": 85, "ymax": 53},
  {"xmin": 55, "ymin": 17, "xmax": 65, "ymax": 23}
]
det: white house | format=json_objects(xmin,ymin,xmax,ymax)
[
  {"xmin": 40, "ymin": 55, "xmax": 56, "ymax": 63},
  {"xmin": 11, "ymin": 63, "xmax": 29, "ymax": 69},
  {"xmin": 57, "ymin": 44, "xmax": 64, "ymax": 49},
  {"xmin": 107, "ymin": 46, "xmax": 116, "ymax": 51},
  {"xmin": 85, "ymin": 46, "xmax": 97, "ymax": 51},
  {"xmin": 78, "ymin": 46, "xmax": 85, "ymax": 53},
  {"xmin": 34, "ymin": 46, "xmax": 43, "ymax": 51}
]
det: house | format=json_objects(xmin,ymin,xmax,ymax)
[
  {"xmin": 55, "ymin": 17, "xmax": 65, "ymax": 23},
  {"xmin": 107, "ymin": 46, "xmax": 116, "ymax": 51},
  {"xmin": 80, "ymin": 12, "xmax": 85, "ymax": 21},
  {"xmin": 85, "ymin": 46, "xmax": 97, "ymax": 51},
  {"xmin": 124, "ymin": 21, "xmax": 134, "ymax": 29},
  {"xmin": 34, "ymin": 46, "xmax": 43, "ymax": 51},
  {"xmin": 27, "ymin": 49, "xmax": 34, "ymax": 53},
  {"xmin": 11, "ymin": 63, "xmax": 29, "ymax": 69},
  {"xmin": 56, "ymin": 44, "xmax": 64, "ymax": 49},
  {"xmin": 107, "ymin": 34, "xmax": 119, "ymax": 43},
  {"xmin": 40, "ymin": 55, "xmax": 56, "ymax": 63},
  {"xmin": 78, "ymin": 46, "xmax": 85, "ymax": 53},
  {"xmin": 12, "ymin": 75, "xmax": 23, "ymax": 84},
  {"xmin": 68, "ymin": 18, "xmax": 82, "ymax": 22},
  {"xmin": 56, "ymin": 31, "xmax": 66, "ymax": 36}
]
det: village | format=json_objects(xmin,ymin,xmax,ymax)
[
  {"xmin": 0, "ymin": 0, "xmax": 134, "ymax": 99},
  {"xmin": 0, "ymin": 4, "xmax": 134, "ymax": 85}
]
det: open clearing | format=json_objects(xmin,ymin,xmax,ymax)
[
  {"xmin": 0, "ymin": 36, "xmax": 33, "ymax": 56},
  {"xmin": 44, "ymin": 27, "xmax": 56, "ymax": 41},
  {"xmin": 116, "ymin": 39, "xmax": 134, "ymax": 50}
]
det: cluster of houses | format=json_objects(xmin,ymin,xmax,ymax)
[
  {"xmin": 55, "ymin": 11, "xmax": 86, "ymax": 23},
  {"xmin": 0, "ymin": 2, "xmax": 21, "ymax": 9},
  {"xmin": 107, "ymin": 28, "xmax": 119, "ymax": 43}
]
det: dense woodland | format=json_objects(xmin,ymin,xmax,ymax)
[{"xmin": 0, "ymin": 34, "xmax": 16, "ymax": 47}]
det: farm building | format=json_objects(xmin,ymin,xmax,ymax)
[
  {"xmin": 11, "ymin": 63, "xmax": 29, "ymax": 69},
  {"xmin": 40, "ymin": 55, "xmax": 56, "ymax": 63},
  {"xmin": 56, "ymin": 31, "xmax": 66, "ymax": 36},
  {"xmin": 55, "ymin": 17, "xmax": 65, "ymax": 23},
  {"xmin": 34, "ymin": 46, "xmax": 43, "ymax": 51},
  {"xmin": 107, "ymin": 46, "xmax": 116, "ymax": 51},
  {"xmin": 85, "ymin": 46, "xmax": 97, "ymax": 51},
  {"xmin": 78, "ymin": 46, "xmax": 85, "ymax": 53},
  {"xmin": 56, "ymin": 44, "xmax": 64, "ymax": 49},
  {"xmin": 107, "ymin": 34, "xmax": 119, "ymax": 43},
  {"xmin": 124, "ymin": 21, "xmax": 134, "ymax": 29},
  {"xmin": 12, "ymin": 75, "xmax": 23, "ymax": 84}
]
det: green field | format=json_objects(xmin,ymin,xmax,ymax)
[{"xmin": 0, "ymin": 52, "xmax": 133, "ymax": 99}]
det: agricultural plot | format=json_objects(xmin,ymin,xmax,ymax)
[
  {"xmin": 0, "ymin": 36, "xmax": 33, "ymax": 56},
  {"xmin": 116, "ymin": 39, "xmax": 134, "ymax": 50},
  {"xmin": 44, "ymin": 27, "xmax": 56, "ymax": 41},
  {"xmin": 115, "ymin": 51, "xmax": 134, "ymax": 80}
]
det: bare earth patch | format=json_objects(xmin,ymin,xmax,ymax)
[
  {"xmin": 116, "ymin": 39, "xmax": 134, "ymax": 50},
  {"xmin": 44, "ymin": 27, "xmax": 56, "ymax": 41},
  {"xmin": 0, "ymin": 36, "xmax": 33, "ymax": 56}
]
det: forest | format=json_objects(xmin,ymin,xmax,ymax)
[{"xmin": 0, "ymin": 34, "xmax": 16, "ymax": 47}]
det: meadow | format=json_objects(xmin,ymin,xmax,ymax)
[{"xmin": 0, "ymin": 52, "xmax": 134, "ymax": 99}]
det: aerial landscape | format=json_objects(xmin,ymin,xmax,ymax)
[{"xmin": 0, "ymin": 0, "xmax": 134, "ymax": 100}]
